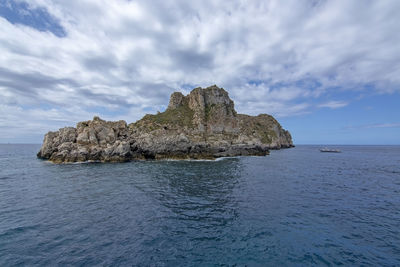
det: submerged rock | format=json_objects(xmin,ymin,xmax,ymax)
[{"xmin": 37, "ymin": 85, "xmax": 294, "ymax": 163}]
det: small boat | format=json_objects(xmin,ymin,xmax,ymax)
[{"xmin": 320, "ymin": 147, "xmax": 341, "ymax": 153}]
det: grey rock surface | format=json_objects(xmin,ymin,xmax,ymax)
[{"xmin": 37, "ymin": 85, "xmax": 294, "ymax": 163}]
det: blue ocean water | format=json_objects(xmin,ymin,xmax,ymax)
[{"xmin": 0, "ymin": 144, "xmax": 399, "ymax": 266}]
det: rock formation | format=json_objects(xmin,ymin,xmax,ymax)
[{"xmin": 37, "ymin": 85, "xmax": 293, "ymax": 163}]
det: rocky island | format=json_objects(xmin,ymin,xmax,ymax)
[{"xmin": 37, "ymin": 85, "xmax": 293, "ymax": 163}]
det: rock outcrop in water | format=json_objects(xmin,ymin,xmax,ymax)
[{"xmin": 37, "ymin": 85, "xmax": 293, "ymax": 163}]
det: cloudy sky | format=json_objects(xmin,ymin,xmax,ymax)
[{"xmin": 1, "ymin": 0, "xmax": 399, "ymax": 144}]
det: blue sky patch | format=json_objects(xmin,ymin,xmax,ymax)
[{"xmin": 0, "ymin": 0, "xmax": 66, "ymax": 37}]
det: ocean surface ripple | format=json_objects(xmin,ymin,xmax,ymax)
[{"xmin": 0, "ymin": 144, "xmax": 399, "ymax": 266}]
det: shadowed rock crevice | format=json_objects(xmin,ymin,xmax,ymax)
[{"xmin": 37, "ymin": 85, "xmax": 293, "ymax": 163}]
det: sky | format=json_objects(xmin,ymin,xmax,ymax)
[{"xmin": 0, "ymin": 0, "xmax": 399, "ymax": 144}]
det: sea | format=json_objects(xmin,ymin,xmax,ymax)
[{"xmin": 0, "ymin": 144, "xmax": 399, "ymax": 266}]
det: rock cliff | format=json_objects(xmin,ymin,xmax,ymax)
[{"xmin": 37, "ymin": 85, "xmax": 293, "ymax": 163}]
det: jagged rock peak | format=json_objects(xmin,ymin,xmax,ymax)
[
  {"xmin": 167, "ymin": 92, "xmax": 186, "ymax": 110},
  {"xmin": 162, "ymin": 85, "xmax": 237, "ymax": 134},
  {"xmin": 167, "ymin": 85, "xmax": 234, "ymax": 111}
]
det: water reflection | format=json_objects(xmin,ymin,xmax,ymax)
[{"xmin": 138, "ymin": 159, "xmax": 242, "ymax": 226}]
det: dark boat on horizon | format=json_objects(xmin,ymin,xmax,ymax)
[{"xmin": 320, "ymin": 147, "xmax": 341, "ymax": 153}]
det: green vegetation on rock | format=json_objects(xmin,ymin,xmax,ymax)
[
  {"xmin": 133, "ymin": 103, "xmax": 195, "ymax": 130},
  {"xmin": 204, "ymin": 103, "xmax": 216, "ymax": 121}
]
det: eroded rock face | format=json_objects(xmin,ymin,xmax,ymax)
[
  {"xmin": 37, "ymin": 85, "xmax": 293, "ymax": 163},
  {"xmin": 37, "ymin": 116, "xmax": 135, "ymax": 163}
]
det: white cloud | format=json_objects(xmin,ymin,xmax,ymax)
[
  {"xmin": 318, "ymin": 100, "xmax": 348, "ymax": 109},
  {"xmin": 344, "ymin": 123, "xmax": 400, "ymax": 130},
  {"xmin": 0, "ymin": 0, "xmax": 400, "ymax": 142},
  {"xmin": 364, "ymin": 123, "xmax": 400, "ymax": 129},
  {"xmin": 371, "ymin": 123, "xmax": 400, "ymax": 128}
]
